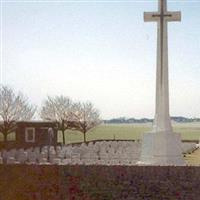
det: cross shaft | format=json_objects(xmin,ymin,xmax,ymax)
[{"xmin": 144, "ymin": 0, "xmax": 181, "ymax": 132}]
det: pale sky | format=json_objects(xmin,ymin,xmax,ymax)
[{"xmin": 1, "ymin": 0, "xmax": 200, "ymax": 119}]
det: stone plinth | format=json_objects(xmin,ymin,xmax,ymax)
[{"xmin": 138, "ymin": 132, "xmax": 186, "ymax": 166}]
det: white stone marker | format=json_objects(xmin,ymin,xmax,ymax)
[
  {"xmin": 138, "ymin": 0, "xmax": 185, "ymax": 166},
  {"xmin": 0, "ymin": 156, "xmax": 3, "ymax": 164}
]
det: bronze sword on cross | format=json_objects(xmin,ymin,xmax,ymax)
[{"xmin": 144, "ymin": 0, "xmax": 181, "ymax": 87}]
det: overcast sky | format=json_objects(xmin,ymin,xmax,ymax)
[{"xmin": 1, "ymin": 0, "xmax": 200, "ymax": 119}]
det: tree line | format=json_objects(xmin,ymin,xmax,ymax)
[
  {"xmin": 104, "ymin": 117, "xmax": 200, "ymax": 124},
  {"xmin": 0, "ymin": 85, "xmax": 101, "ymax": 144}
]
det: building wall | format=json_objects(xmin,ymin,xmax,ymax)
[{"xmin": 15, "ymin": 122, "xmax": 58, "ymax": 148}]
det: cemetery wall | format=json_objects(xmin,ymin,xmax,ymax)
[{"xmin": 0, "ymin": 165, "xmax": 200, "ymax": 200}]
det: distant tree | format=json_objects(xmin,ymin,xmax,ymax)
[
  {"xmin": 71, "ymin": 102, "xmax": 101, "ymax": 143},
  {"xmin": 40, "ymin": 95, "xmax": 73, "ymax": 145},
  {"xmin": 0, "ymin": 85, "xmax": 36, "ymax": 142}
]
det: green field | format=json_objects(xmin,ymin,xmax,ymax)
[
  {"xmin": 1, "ymin": 122, "xmax": 200, "ymax": 144},
  {"xmin": 58, "ymin": 122, "xmax": 200, "ymax": 144}
]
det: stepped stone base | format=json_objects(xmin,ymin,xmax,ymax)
[{"xmin": 137, "ymin": 131, "xmax": 186, "ymax": 166}]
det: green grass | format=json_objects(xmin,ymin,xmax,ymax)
[
  {"xmin": 1, "ymin": 123, "xmax": 200, "ymax": 144},
  {"xmin": 58, "ymin": 122, "xmax": 200, "ymax": 144},
  {"xmin": 58, "ymin": 123, "xmax": 151, "ymax": 144},
  {"xmin": 0, "ymin": 132, "xmax": 16, "ymax": 141}
]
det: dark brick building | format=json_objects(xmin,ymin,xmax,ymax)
[{"xmin": 15, "ymin": 121, "xmax": 58, "ymax": 148}]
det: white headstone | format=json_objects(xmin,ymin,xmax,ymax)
[
  {"xmin": 0, "ymin": 156, "xmax": 3, "ymax": 164},
  {"xmin": 7, "ymin": 157, "xmax": 16, "ymax": 164},
  {"xmin": 52, "ymin": 158, "xmax": 61, "ymax": 165},
  {"xmin": 62, "ymin": 158, "xmax": 71, "ymax": 165},
  {"xmin": 28, "ymin": 152, "xmax": 37, "ymax": 164},
  {"xmin": 18, "ymin": 151, "xmax": 28, "ymax": 163},
  {"xmin": 39, "ymin": 158, "xmax": 48, "ymax": 165},
  {"xmin": 49, "ymin": 152, "xmax": 56, "ymax": 163}
]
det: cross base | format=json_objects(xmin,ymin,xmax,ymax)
[{"xmin": 137, "ymin": 131, "xmax": 186, "ymax": 166}]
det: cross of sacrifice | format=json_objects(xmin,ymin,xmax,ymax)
[{"xmin": 144, "ymin": 0, "xmax": 181, "ymax": 132}]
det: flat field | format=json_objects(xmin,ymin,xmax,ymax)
[
  {"xmin": 1, "ymin": 122, "xmax": 200, "ymax": 144},
  {"xmin": 58, "ymin": 122, "xmax": 200, "ymax": 144}
]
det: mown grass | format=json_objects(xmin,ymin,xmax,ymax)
[
  {"xmin": 185, "ymin": 147, "xmax": 200, "ymax": 166},
  {"xmin": 1, "ymin": 123, "xmax": 200, "ymax": 144},
  {"xmin": 58, "ymin": 123, "xmax": 151, "ymax": 144},
  {"xmin": 58, "ymin": 122, "xmax": 200, "ymax": 144}
]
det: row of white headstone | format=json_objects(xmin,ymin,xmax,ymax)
[
  {"xmin": 0, "ymin": 141, "xmax": 198, "ymax": 165},
  {"xmin": 0, "ymin": 141, "xmax": 141, "ymax": 165}
]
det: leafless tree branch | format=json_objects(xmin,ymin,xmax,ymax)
[
  {"xmin": 40, "ymin": 95, "xmax": 73, "ymax": 144},
  {"xmin": 0, "ymin": 85, "xmax": 36, "ymax": 142}
]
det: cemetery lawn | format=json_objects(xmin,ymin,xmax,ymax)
[
  {"xmin": 58, "ymin": 122, "xmax": 200, "ymax": 144},
  {"xmin": 0, "ymin": 122, "xmax": 199, "ymax": 143},
  {"xmin": 185, "ymin": 147, "xmax": 200, "ymax": 166}
]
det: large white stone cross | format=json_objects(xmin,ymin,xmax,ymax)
[
  {"xmin": 144, "ymin": 0, "xmax": 181, "ymax": 133},
  {"xmin": 137, "ymin": 0, "xmax": 185, "ymax": 166}
]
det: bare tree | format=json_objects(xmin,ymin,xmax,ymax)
[
  {"xmin": 71, "ymin": 102, "xmax": 101, "ymax": 143},
  {"xmin": 0, "ymin": 85, "xmax": 36, "ymax": 142},
  {"xmin": 40, "ymin": 95, "xmax": 73, "ymax": 145}
]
